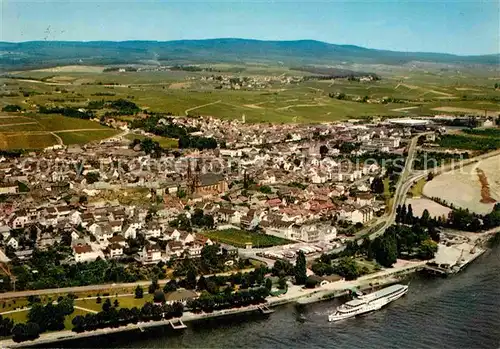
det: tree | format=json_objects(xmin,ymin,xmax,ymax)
[
  {"xmin": 418, "ymin": 239, "xmax": 438, "ymax": 260},
  {"xmin": 272, "ymin": 259, "xmax": 294, "ymax": 277},
  {"xmin": 163, "ymin": 280, "xmax": 178, "ymax": 293},
  {"xmin": 421, "ymin": 209, "xmax": 431, "ymax": 226},
  {"xmin": 319, "ymin": 145, "xmax": 329, "ymax": 157},
  {"xmin": 200, "ymin": 244, "xmax": 222, "ymax": 273},
  {"xmin": 370, "ymin": 177, "xmax": 385, "ymax": 194},
  {"xmin": 197, "ymin": 275, "xmax": 208, "ymax": 291},
  {"xmin": 265, "ymin": 278, "xmax": 272, "ymax": 292},
  {"xmin": 371, "ymin": 231, "xmax": 398, "ymax": 267},
  {"xmin": 102, "ymin": 298, "xmax": 112, "ymax": 312},
  {"xmin": 186, "ymin": 266, "xmax": 197, "ymax": 290},
  {"xmin": 71, "ymin": 315, "xmax": 86, "ymax": 333},
  {"xmin": 2, "ymin": 104, "xmax": 22, "ymax": 112},
  {"xmin": 294, "ymin": 251, "xmax": 307, "ymax": 285},
  {"xmin": 406, "ymin": 204, "xmax": 414, "ymax": 224},
  {"xmin": 85, "ymin": 172, "xmax": 100, "ymax": 185},
  {"xmin": 278, "ymin": 277, "xmax": 287, "ymax": 290},
  {"xmin": 332, "ymin": 257, "xmax": 361, "ymax": 280},
  {"xmin": 148, "ymin": 278, "xmax": 159, "ymax": 294},
  {"xmin": 134, "ymin": 285, "xmax": 144, "ymax": 299},
  {"xmin": 153, "ymin": 290, "xmax": 166, "ymax": 304},
  {"xmin": 259, "ymin": 185, "xmax": 272, "ymax": 194}
]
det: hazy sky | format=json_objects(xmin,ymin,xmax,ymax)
[{"xmin": 1, "ymin": 0, "xmax": 499, "ymax": 55}]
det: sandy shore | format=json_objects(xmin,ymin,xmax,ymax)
[{"xmin": 0, "ymin": 260, "xmax": 427, "ymax": 348}]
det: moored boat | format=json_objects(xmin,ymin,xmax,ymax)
[{"xmin": 328, "ymin": 284, "xmax": 408, "ymax": 322}]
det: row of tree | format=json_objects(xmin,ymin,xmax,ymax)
[
  {"xmin": 72, "ymin": 301, "xmax": 183, "ymax": 333},
  {"xmin": 187, "ymin": 287, "xmax": 269, "ymax": 313},
  {"xmin": 178, "ymin": 135, "xmax": 218, "ymax": 150},
  {"xmin": 38, "ymin": 106, "xmax": 94, "ymax": 119}
]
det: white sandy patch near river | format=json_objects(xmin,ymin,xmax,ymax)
[{"xmin": 423, "ymin": 155, "xmax": 500, "ymax": 214}]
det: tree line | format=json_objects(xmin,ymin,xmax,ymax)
[{"xmin": 72, "ymin": 301, "xmax": 184, "ymax": 333}]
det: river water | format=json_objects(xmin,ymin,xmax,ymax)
[{"xmin": 60, "ymin": 246, "xmax": 500, "ymax": 349}]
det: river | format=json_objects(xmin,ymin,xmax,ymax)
[{"xmin": 55, "ymin": 246, "xmax": 500, "ymax": 349}]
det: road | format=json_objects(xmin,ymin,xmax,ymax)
[
  {"xmin": 368, "ymin": 134, "xmax": 421, "ymax": 239},
  {"xmin": 184, "ymin": 100, "xmax": 221, "ymax": 116}
]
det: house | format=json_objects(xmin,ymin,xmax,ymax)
[
  {"xmin": 144, "ymin": 222, "xmax": 161, "ymax": 239},
  {"xmin": 6, "ymin": 237, "xmax": 19, "ymax": 250},
  {"xmin": 356, "ymin": 193, "xmax": 375, "ymax": 206},
  {"xmin": 0, "ymin": 226, "xmax": 11, "ymax": 240},
  {"xmin": 141, "ymin": 244, "xmax": 162, "ymax": 264},
  {"xmin": 108, "ymin": 234, "xmax": 127, "ymax": 247},
  {"xmin": 108, "ymin": 243, "xmax": 124, "ymax": 258},
  {"xmin": 165, "ymin": 289, "xmax": 198, "ymax": 305},
  {"xmin": 68, "ymin": 211, "xmax": 82, "ymax": 226},
  {"xmin": 0, "ymin": 185, "xmax": 18, "ymax": 195},
  {"xmin": 177, "ymin": 231, "xmax": 195, "ymax": 245},
  {"xmin": 165, "ymin": 240, "xmax": 184, "ymax": 259},
  {"xmin": 93, "ymin": 224, "xmax": 114, "ymax": 246},
  {"xmin": 339, "ymin": 205, "xmax": 374, "ymax": 224},
  {"xmin": 109, "ymin": 221, "xmax": 123, "ymax": 233},
  {"xmin": 73, "ymin": 243, "xmax": 100, "ymax": 263},
  {"xmin": 37, "ymin": 232, "xmax": 59, "ymax": 251},
  {"xmin": 9, "ymin": 211, "xmax": 29, "ymax": 229},
  {"xmin": 122, "ymin": 224, "xmax": 137, "ymax": 239}
]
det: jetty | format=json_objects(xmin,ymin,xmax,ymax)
[
  {"xmin": 258, "ymin": 305, "xmax": 274, "ymax": 314},
  {"xmin": 169, "ymin": 319, "xmax": 187, "ymax": 329}
]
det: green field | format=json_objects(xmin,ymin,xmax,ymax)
[
  {"xmin": 438, "ymin": 133, "xmax": 500, "ymax": 151},
  {"xmin": 1, "ymin": 63, "xmax": 500, "ymax": 127},
  {"xmin": 202, "ymin": 228, "xmax": 292, "ymax": 248},
  {"xmin": 410, "ymin": 178, "xmax": 427, "ymax": 197},
  {"xmin": 75, "ymin": 294, "xmax": 153, "ymax": 312},
  {"xmin": 0, "ymin": 111, "xmax": 118, "ymax": 149},
  {"xmin": 0, "ymin": 133, "xmax": 59, "ymax": 150}
]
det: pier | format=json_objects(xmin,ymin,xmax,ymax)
[
  {"xmin": 169, "ymin": 319, "xmax": 187, "ymax": 330},
  {"xmin": 258, "ymin": 305, "xmax": 274, "ymax": 314}
]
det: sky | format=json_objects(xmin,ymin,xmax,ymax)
[{"xmin": 1, "ymin": 0, "xmax": 499, "ymax": 55}]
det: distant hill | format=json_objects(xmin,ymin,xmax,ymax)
[{"xmin": 0, "ymin": 38, "xmax": 498, "ymax": 71}]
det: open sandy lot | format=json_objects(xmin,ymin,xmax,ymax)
[
  {"xmin": 406, "ymin": 198, "xmax": 451, "ymax": 219},
  {"xmin": 423, "ymin": 155, "xmax": 500, "ymax": 214}
]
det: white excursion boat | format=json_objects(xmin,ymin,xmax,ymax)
[{"xmin": 328, "ymin": 284, "xmax": 408, "ymax": 322}]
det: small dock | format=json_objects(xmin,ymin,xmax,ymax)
[
  {"xmin": 258, "ymin": 305, "xmax": 274, "ymax": 314},
  {"xmin": 169, "ymin": 319, "xmax": 187, "ymax": 329}
]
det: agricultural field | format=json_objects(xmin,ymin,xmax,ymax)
[
  {"xmin": 201, "ymin": 228, "xmax": 292, "ymax": 248},
  {"xmin": 0, "ymin": 112, "xmax": 118, "ymax": 149},
  {"xmin": 1, "ymin": 62, "xmax": 499, "ymax": 149},
  {"xmin": 1, "ymin": 62, "xmax": 499, "ymax": 125}
]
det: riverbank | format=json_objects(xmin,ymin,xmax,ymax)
[{"xmin": 0, "ymin": 259, "xmax": 427, "ymax": 348}]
